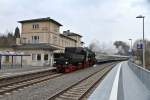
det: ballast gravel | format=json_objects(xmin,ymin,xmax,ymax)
[{"xmin": 0, "ymin": 63, "xmax": 114, "ymax": 100}]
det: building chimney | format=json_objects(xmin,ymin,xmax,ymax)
[
  {"xmin": 67, "ymin": 30, "xmax": 70, "ymax": 33},
  {"xmin": 63, "ymin": 30, "xmax": 70, "ymax": 34}
]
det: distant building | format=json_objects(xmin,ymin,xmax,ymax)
[
  {"xmin": 63, "ymin": 30, "xmax": 82, "ymax": 47},
  {"xmin": 0, "ymin": 17, "xmax": 83, "ymax": 67}
]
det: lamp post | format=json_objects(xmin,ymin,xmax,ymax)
[
  {"xmin": 128, "ymin": 39, "xmax": 132, "ymax": 60},
  {"xmin": 128, "ymin": 38, "xmax": 132, "ymax": 50},
  {"xmin": 136, "ymin": 15, "xmax": 145, "ymax": 68}
]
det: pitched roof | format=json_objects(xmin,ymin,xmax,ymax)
[
  {"xmin": 18, "ymin": 17, "xmax": 62, "ymax": 26},
  {"xmin": 63, "ymin": 30, "xmax": 82, "ymax": 37},
  {"xmin": 66, "ymin": 33, "xmax": 82, "ymax": 37},
  {"xmin": 59, "ymin": 34, "xmax": 77, "ymax": 42},
  {"xmin": 0, "ymin": 51, "xmax": 30, "ymax": 56}
]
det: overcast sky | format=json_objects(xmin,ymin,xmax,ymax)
[{"xmin": 0, "ymin": 0, "xmax": 150, "ymax": 46}]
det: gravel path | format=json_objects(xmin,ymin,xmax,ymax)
[{"xmin": 0, "ymin": 63, "xmax": 115, "ymax": 100}]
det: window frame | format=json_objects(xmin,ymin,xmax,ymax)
[
  {"xmin": 37, "ymin": 54, "xmax": 41, "ymax": 61},
  {"xmin": 32, "ymin": 24, "xmax": 39, "ymax": 29},
  {"xmin": 32, "ymin": 54, "xmax": 36, "ymax": 61},
  {"xmin": 32, "ymin": 36, "xmax": 39, "ymax": 44},
  {"xmin": 44, "ymin": 54, "xmax": 48, "ymax": 61},
  {"xmin": 5, "ymin": 56, "xmax": 9, "ymax": 62}
]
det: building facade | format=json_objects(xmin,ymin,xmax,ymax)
[{"xmin": 13, "ymin": 17, "xmax": 83, "ymax": 67}]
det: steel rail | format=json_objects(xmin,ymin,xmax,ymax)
[
  {"xmin": 0, "ymin": 73, "xmax": 62, "ymax": 95},
  {"xmin": 48, "ymin": 63, "xmax": 117, "ymax": 100}
]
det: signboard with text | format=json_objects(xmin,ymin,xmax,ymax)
[{"xmin": 137, "ymin": 43, "xmax": 143, "ymax": 49}]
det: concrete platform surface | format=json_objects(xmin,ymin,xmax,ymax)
[
  {"xmin": 89, "ymin": 61, "xmax": 150, "ymax": 100},
  {"xmin": 0, "ymin": 66, "xmax": 55, "ymax": 78}
]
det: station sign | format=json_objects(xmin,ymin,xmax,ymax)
[{"xmin": 137, "ymin": 43, "xmax": 143, "ymax": 49}]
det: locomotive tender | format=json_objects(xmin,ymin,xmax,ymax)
[{"xmin": 53, "ymin": 47, "xmax": 96, "ymax": 73}]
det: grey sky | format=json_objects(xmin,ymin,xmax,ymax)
[{"xmin": 0, "ymin": 0, "xmax": 150, "ymax": 46}]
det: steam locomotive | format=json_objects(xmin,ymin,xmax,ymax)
[{"xmin": 53, "ymin": 47, "xmax": 96, "ymax": 73}]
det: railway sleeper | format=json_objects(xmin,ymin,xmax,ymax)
[
  {"xmin": 67, "ymin": 89, "xmax": 86, "ymax": 93},
  {"xmin": 58, "ymin": 95, "xmax": 79, "ymax": 100},
  {"xmin": 66, "ymin": 91, "xmax": 84, "ymax": 95},
  {"xmin": 61, "ymin": 93, "xmax": 81, "ymax": 97}
]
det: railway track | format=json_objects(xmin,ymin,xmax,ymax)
[
  {"xmin": 0, "ymin": 62, "xmax": 116, "ymax": 98},
  {"xmin": 0, "ymin": 72, "xmax": 62, "ymax": 95},
  {"xmin": 49, "ymin": 63, "xmax": 115, "ymax": 100}
]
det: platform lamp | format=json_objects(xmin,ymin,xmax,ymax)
[
  {"xmin": 128, "ymin": 38, "xmax": 132, "ymax": 59},
  {"xmin": 136, "ymin": 15, "xmax": 145, "ymax": 68},
  {"xmin": 128, "ymin": 39, "xmax": 132, "ymax": 50}
]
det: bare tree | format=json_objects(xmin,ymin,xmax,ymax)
[{"xmin": 0, "ymin": 32, "xmax": 15, "ymax": 47}]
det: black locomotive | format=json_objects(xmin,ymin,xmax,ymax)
[{"xmin": 53, "ymin": 47, "xmax": 96, "ymax": 73}]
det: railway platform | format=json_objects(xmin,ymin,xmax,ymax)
[
  {"xmin": 2, "ymin": 61, "xmax": 149, "ymax": 100},
  {"xmin": 0, "ymin": 66, "xmax": 55, "ymax": 79},
  {"xmin": 89, "ymin": 61, "xmax": 150, "ymax": 100}
]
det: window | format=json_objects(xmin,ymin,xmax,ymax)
[
  {"xmin": 37, "ymin": 54, "xmax": 41, "ymax": 60},
  {"xmin": 22, "ymin": 38, "xmax": 27, "ymax": 44},
  {"xmin": 55, "ymin": 27, "xmax": 59, "ymax": 32},
  {"xmin": 32, "ymin": 25, "xmax": 34, "ymax": 29},
  {"xmin": 32, "ymin": 24, "xmax": 39, "ymax": 29},
  {"xmin": 44, "ymin": 54, "xmax": 48, "ymax": 61},
  {"xmin": 32, "ymin": 54, "xmax": 36, "ymax": 61},
  {"xmin": 53, "ymin": 36, "xmax": 57, "ymax": 44},
  {"xmin": 32, "ymin": 36, "xmax": 39, "ymax": 43},
  {"xmin": 36, "ymin": 24, "xmax": 39, "ymax": 28},
  {"xmin": 5, "ymin": 56, "xmax": 9, "ymax": 62}
]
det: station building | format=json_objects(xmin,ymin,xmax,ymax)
[{"xmin": 0, "ymin": 17, "xmax": 83, "ymax": 67}]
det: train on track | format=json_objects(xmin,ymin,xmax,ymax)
[{"xmin": 53, "ymin": 47, "xmax": 97, "ymax": 73}]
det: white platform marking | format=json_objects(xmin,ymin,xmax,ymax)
[{"xmin": 109, "ymin": 62, "xmax": 122, "ymax": 100}]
